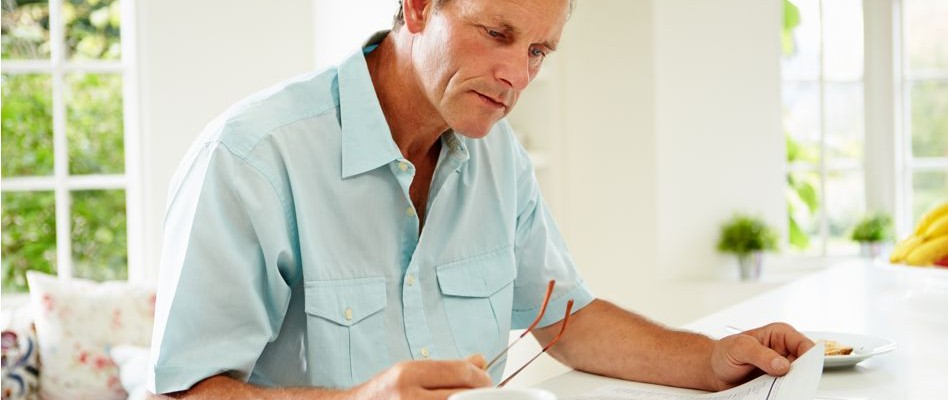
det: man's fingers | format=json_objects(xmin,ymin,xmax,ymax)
[
  {"xmin": 407, "ymin": 359, "xmax": 492, "ymax": 389},
  {"xmin": 746, "ymin": 322, "xmax": 815, "ymax": 358},
  {"xmin": 728, "ymin": 334, "xmax": 792, "ymax": 376},
  {"xmin": 465, "ymin": 354, "xmax": 487, "ymax": 370}
]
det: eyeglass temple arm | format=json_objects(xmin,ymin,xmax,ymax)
[
  {"xmin": 484, "ymin": 280, "xmax": 556, "ymax": 371},
  {"xmin": 497, "ymin": 298, "xmax": 574, "ymax": 387}
]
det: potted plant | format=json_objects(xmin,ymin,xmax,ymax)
[
  {"xmin": 717, "ymin": 214, "xmax": 779, "ymax": 281},
  {"xmin": 851, "ymin": 212, "xmax": 893, "ymax": 259}
]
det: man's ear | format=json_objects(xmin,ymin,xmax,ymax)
[{"xmin": 403, "ymin": 0, "xmax": 434, "ymax": 33}]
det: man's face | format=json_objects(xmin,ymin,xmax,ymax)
[{"xmin": 410, "ymin": 0, "xmax": 569, "ymax": 138}]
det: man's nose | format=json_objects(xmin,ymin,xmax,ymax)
[{"xmin": 495, "ymin": 48, "xmax": 531, "ymax": 92}]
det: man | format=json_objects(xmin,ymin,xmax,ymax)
[{"xmin": 149, "ymin": 0, "xmax": 814, "ymax": 398}]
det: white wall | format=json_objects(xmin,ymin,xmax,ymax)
[
  {"xmin": 312, "ymin": 0, "xmax": 395, "ymax": 70},
  {"xmin": 557, "ymin": 0, "xmax": 660, "ymax": 308},
  {"xmin": 554, "ymin": 0, "xmax": 785, "ymax": 321},
  {"xmin": 137, "ymin": 0, "xmax": 316, "ymax": 281},
  {"xmin": 654, "ymin": 0, "xmax": 785, "ymax": 281}
]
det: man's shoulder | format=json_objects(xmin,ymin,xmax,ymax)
[{"xmin": 199, "ymin": 67, "xmax": 342, "ymax": 157}]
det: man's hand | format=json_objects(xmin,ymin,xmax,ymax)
[
  {"xmin": 352, "ymin": 355, "xmax": 492, "ymax": 400},
  {"xmin": 708, "ymin": 322, "xmax": 815, "ymax": 391}
]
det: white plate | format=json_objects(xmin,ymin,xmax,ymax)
[{"xmin": 803, "ymin": 331, "xmax": 897, "ymax": 368}]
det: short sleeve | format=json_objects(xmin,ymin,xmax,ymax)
[
  {"xmin": 510, "ymin": 141, "xmax": 595, "ymax": 330},
  {"xmin": 148, "ymin": 141, "xmax": 299, "ymax": 394}
]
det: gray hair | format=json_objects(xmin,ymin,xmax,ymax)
[{"xmin": 392, "ymin": 0, "xmax": 575, "ymax": 30}]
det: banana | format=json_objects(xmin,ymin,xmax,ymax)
[
  {"xmin": 922, "ymin": 214, "xmax": 948, "ymax": 240},
  {"xmin": 914, "ymin": 202, "xmax": 948, "ymax": 236},
  {"xmin": 890, "ymin": 235, "xmax": 922, "ymax": 263},
  {"xmin": 904, "ymin": 235, "xmax": 948, "ymax": 266}
]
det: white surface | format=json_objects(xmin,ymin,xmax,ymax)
[
  {"xmin": 535, "ymin": 260, "xmax": 948, "ymax": 399},
  {"xmin": 566, "ymin": 342, "xmax": 824, "ymax": 400},
  {"xmin": 449, "ymin": 388, "xmax": 556, "ymax": 400},
  {"xmin": 803, "ymin": 331, "xmax": 897, "ymax": 368}
]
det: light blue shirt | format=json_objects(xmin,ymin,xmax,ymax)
[{"xmin": 149, "ymin": 32, "xmax": 594, "ymax": 393}]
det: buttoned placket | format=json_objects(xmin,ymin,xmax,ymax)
[
  {"xmin": 390, "ymin": 136, "xmax": 469, "ymax": 361},
  {"xmin": 390, "ymin": 158, "xmax": 438, "ymax": 360}
]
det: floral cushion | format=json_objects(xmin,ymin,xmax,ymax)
[
  {"xmin": 26, "ymin": 271, "xmax": 156, "ymax": 400},
  {"xmin": 1, "ymin": 327, "xmax": 40, "ymax": 400}
]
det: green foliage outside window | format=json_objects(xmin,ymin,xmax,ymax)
[
  {"xmin": 1, "ymin": 74, "xmax": 54, "ymax": 177},
  {"xmin": 1, "ymin": 191, "xmax": 56, "ymax": 292},
  {"xmin": 782, "ymin": 0, "xmax": 816, "ymax": 251},
  {"xmin": 2, "ymin": 0, "xmax": 125, "ymax": 293}
]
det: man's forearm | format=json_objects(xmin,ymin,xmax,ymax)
[
  {"xmin": 150, "ymin": 375, "xmax": 349, "ymax": 400},
  {"xmin": 533, "ymin": 299, "xmax": 718, "ymax": 391}
]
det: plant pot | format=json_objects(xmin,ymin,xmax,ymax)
[
  {"xmin": 859, "ymin": 241, "xmax": 885, "ymax": 259},
  {"xmin": 737, "ymin": 252, "xmax": 763, "ymax": 281}
]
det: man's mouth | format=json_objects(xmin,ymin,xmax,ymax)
[{"xmin": 474, "ymin": 91, "xmax": 507, "ymax": 110}]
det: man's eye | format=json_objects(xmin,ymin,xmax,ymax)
[
  {"xmin": 530, "ymin": 48, "xmax": 547, "ymax": 58},
  {"xmin": 486, "ymin": 29, "xmax": 504, "ymax": 39}
]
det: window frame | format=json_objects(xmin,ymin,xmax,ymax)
[
  {"xmin": 864, "ymin": 0, "xmax": 948, "ymax": 238},
  {"xmin": 782, "ymin": 0, "xmax": 869, "ymax": 257},
  {"xmin": 0, "ymin": 0, "xmax": 143, "ymax": 285},
  {"xmin": 784, "ymin": 0, "xmax": 947, "ymax": 258},
  {"xmin": 894, "ymin": 0, "xmax": 948, "ymax": 233}
]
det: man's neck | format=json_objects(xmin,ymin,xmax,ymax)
[{"xmin": 365, "ymin": 31, "xmax": 447, "ymax": 162}]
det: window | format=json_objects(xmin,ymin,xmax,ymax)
[
  {"xmin": 1, "ymin": 0, "xmax": 140, "ymax": 292},
  {"xmin": 900, "ymin": 0, "xmax": 948, "ymax": 226},
  {"xmin": 782, "ymin": 0, "xmax": 947, "ymax": 256},
  {"xmin": 782, "ymin": 0, "xmax": 867, "ymax": 256}
]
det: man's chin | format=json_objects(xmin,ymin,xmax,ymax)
[{"xmin": 450, "ymin": 118, "xmax": 502, "ymax": 139}]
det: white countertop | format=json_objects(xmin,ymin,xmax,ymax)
[{"xmin": 536, "ymin": 260, "xmax": 948, "ymax": 399}]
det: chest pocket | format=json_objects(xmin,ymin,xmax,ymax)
[
  {"xmin": 436, "ymin": 247, "xmax": 516, "ymax": 363},
  {"xmin": 304, "ymin": 277, "xmax": 388, "ymax": 388}
]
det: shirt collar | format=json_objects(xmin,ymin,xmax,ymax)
[{"xmin": 339, "ymin": 30, "xmax": 403, "ymax": 179}]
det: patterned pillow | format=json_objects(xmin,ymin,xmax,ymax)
[
  {"xmin": 26, "ymin": 271, "xmax": 156, "ymax": 400},
  {"xmin": 1, "ymin": 327, "xmax": 40, "ymax": 400}
]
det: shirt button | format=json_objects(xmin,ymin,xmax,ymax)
[
  {"xmin": 406, "ymin": 274, "xmax": 415, "ymax": 286},
  {"xmin": 344, "ymin": 307, "xmax": 353, "ymax": 321},
  {"xmin": 420, "ymin": 347, "xmax": 430, "ymax": 358},
  {"xmin": 398, "ymin": 161, "xmax": 409, "ymax": 172},
  {"xmin": 407, "ymin": 207, "xmax": 416, "ymax": 217}
]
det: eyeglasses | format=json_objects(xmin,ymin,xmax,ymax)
[{"xmin": 483, "ymin": 280, "xmax": 575, "ymax": 387}]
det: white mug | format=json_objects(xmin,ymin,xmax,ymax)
[{"xmin": 448, "ymin": 387, "xmax": 557, "ymax": 400}]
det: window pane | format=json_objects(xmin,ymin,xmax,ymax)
[
  {"xmin": 904, "ymin": 0, "xmax": 948, "ymax": 73},
  {"xmin": 912, "ymin": 171, "xmax": 948, "ymax": 226},
  {"xmin": 783, "ymin": 82, "xmax": 821, "ymax": 163},
  {"xmin": 825, "ymin": 82, "xmax": 864, "ymax": 162},
  {"xmin": 2, "ymin": 191, "xmax": 57, "ymax": 293},
  {"xmin": 66, "ymin": 73, "xmax": 124, "ymax": 175},
  {"xmin": 64, "ymin": 0, "xmax": 121, "ymax": 60},
  {"xmin": 71, "ymin": 189, "xmax": 126, "ymax": 281},
  {"xmin": 787, "ymin": 169, "xmax": 821, "ymax": 254},
  {"xmin": 782, "ymin": 0, "xmax": 821, "ymax": 81},
  {"xmin": 826, "ymin": 170, "xmax": 865, "ymax": 255},
  {"xmin": 909, "ymin": 81, "xmax": 948, "ymax": 158},
  {"xmin": 822, "ymin": 0, "xmax": 863, "ymax": 81},
  {"xmin": 2, "ymin": 74, "xmax": 54, "ymax": 177},
  {"xmin": 0, "ymin": 0, "xmax": 51, "ymax": 60}
]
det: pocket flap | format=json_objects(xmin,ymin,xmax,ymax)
[
  {"xmin": 437, "ymin": 248, "xmax": 516, "ymax": 298},
  {"xmin": 304, "ymin": 277, "xmax": 387, "ymax": 326}
]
